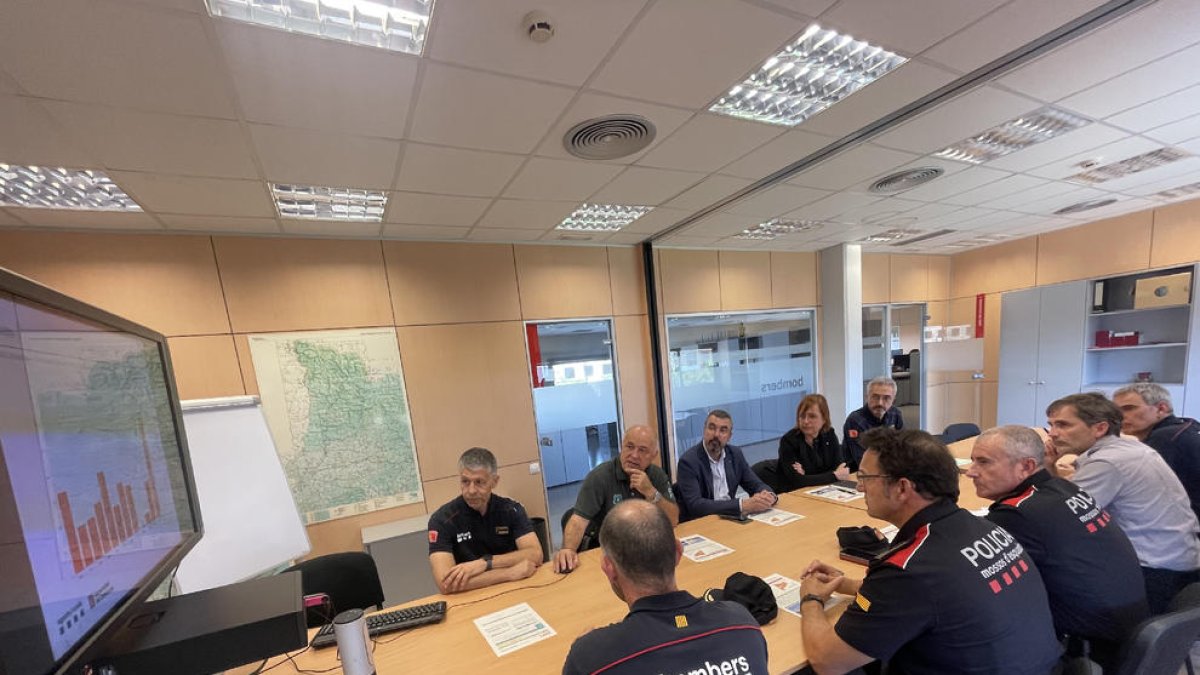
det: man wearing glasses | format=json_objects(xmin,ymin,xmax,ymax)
[{"xmin": 797, "ymin": 428, "xmax": 1060, "ymax": 675}]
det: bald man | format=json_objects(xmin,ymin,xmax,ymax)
[{"xmin": 553, "ymin": 425, "xmax": 678, "ymax": 574}]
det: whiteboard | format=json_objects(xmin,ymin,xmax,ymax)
[{"xmin": 174, "ymin": 396, "xmax": 310, "ymax": 593}]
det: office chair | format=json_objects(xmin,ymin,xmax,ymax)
[
  {"xmin": 1111, "ymin": 582, "xmax": 1200, "ymax": 675},
  {"xmin": 281, "ymin": 551, "xmax": 385, "ymax": 628},
  {"xmin": 751, "ymin": 459, "xmax": 781, "ymax": 494},
  {"xmin": 939, "ymin": 422, "xmax": 981, "ymax": 445}
]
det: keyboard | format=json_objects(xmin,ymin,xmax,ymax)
[{"xmin": 310, "ymin": 601, "xmax": 447, "ymax": 649}]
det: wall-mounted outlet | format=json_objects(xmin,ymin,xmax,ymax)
[{"xmin": 529, "ymin": 462, "xmax": 541, "ymax": 475}]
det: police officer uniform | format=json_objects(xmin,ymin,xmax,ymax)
[
  {"xmin": 562, "ymin": 591, "xmax": 768, "ymax": 675},
  {"xmin": 842, "ymin": 405, "xmax": 904, "ymax": 472},
  {"xmin": 1144, "ymin": 414, "xmax": 1200, "ymax": 522},
  {"xmin": 571, "ymin": 458, "xmax": 674, "ymax": 547},
  {"xmin": 835, "ymin": 500, "xmax": 1061, "ymax": 675},
  {"xmin": 426, "ymin": 494, "xmax": 533, "ymax": 563},
  {"xmin": 987, "ymin": 469, "xmax": 1148, "ymax": 665}
]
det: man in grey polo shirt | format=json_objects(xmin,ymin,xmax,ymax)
[{"xmin": 1044, "ymin": 393, "xmax": 1200, "ymax": 614}]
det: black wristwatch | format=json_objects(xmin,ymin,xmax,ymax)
[
  {"xmin": 483, "ymin": 554, "xmax": 493, "ymax": 571},
  {"xmin": 800, "ymin": 593, "xmax": 825, "ymax": 607}
]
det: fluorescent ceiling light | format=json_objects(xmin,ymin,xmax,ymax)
[
  {"xmin": 945, "ymin": 233, "xmax": 1011, "ymax": 248},
  {"xmin": 735, "ymin": 218, "xmax": 824, "ymax": 240},
  {"xmin": 0, "ymin": 164, "xmax": 141, "ymax": 211},
  {"xmin": 271, "ymin": 183, "xmax": 387, "ymax": 221},
  {"xmin": 861, "ymin": 228, "xmax": 921, "ymax": 243},
  {"xmin": 1069, "ymin": 148, "xmax": 1190, "ymax": 184},
  {"xmin": 205, "ymin": 0, "xmax": 435, "ymax": 55},
  {"xmin": 934, "ymin": 107, "xmax": 1091, "ymax": 164},
  {"xmin": 1154, "ymin": 180, "xmax": 1200, "ymax": 200},
  {"xmin": 556, "ymin": 204, "xmax": 653, "ymax": 232},
  {"xmin": 710, "ymin": 24, "xmax": 906, "ymax": 127},
  {"xmin": 1053, "ymin": 197, "xmax": 1118, "ymax": 215}
]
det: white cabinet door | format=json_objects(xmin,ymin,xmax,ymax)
[
  {"xmin": 1035, "ymin": 282, "xmax": 1087, "ymax": 417},
  {"xmin": 998, "ymin": 288, "xmax": 1042, "ymax": 427}
]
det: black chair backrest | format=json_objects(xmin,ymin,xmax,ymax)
[
  {"xmin": 940, "ymin": 422, "xmax": 981, "ymax": 444},
  {"xmin": 751, "ymin": 459, "xmax": 781, "ymax": 494},
  {"xmin": 282, "ymin": 552, "xmax": 385, "ymax": 628},
  {"xmin": 1113, "ymin": 582, "xmax": 1200, "ymax": 675}
]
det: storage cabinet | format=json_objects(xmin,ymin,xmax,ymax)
[{"xmin": 997, "ymin": 282, "xmax": 1087, "ymax": 427}]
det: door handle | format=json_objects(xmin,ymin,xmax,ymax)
[{"xmin": 540, "ymin": 436, "xmax": 553, "ymax": 446}]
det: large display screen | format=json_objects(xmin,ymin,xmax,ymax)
[{"xmin": 0, "ymin": 271, "xmax": 201, "ymax": 675}]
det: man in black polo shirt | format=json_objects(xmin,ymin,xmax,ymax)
[
  {"xmin": 553, "ymin": 425, "xmax": 678, "ymax": 574},
  {"xmin": 842, "ymin": 376, "xmax": 904, "ymax": 472},
  {"xmin": 562, "ymin": 499, "xmax": 768, "ymax": 675},
  {"xmin": 967, "ymin": 425, "xmax": 1147, "ymax": 668},
  {"xmin": 427, "ymin": 447, "xmax": 542, "ymax": 594},
  {"xmin": 1113, "ymin": 382, "xmax": 1200, "ymax": 522},
  {"xmin": 799, "ymin": 428, "xmax": 1060, "ymax": 675}
]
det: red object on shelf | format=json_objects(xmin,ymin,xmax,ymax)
[
  {"xmin": 1112, "ymin": 331, "xmax": 1140, "ymax": 347},
  {"xmin": 1095, "ymin": 330, "xmax": 1112, "ymax": 348}
]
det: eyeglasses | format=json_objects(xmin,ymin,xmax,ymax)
[{"xmin": 855, "ymin": 472, "xmax": 894, "ymax": 484}]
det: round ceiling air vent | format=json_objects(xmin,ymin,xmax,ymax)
[
  {"xmin": 1054, "ymin": 198, "xmax": 1118, "ymax": 215},
  {"xmin": 868, "ymin": 167, "xmax": 944, "ymax": 194},
  {"xmin": 563, "ymin": 115, "xmax": 656, "ymax": 160}
]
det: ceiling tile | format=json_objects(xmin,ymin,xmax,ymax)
[
  {"xmin": 249, "ymin": 125, "xmax": 402, "ymax": 190},
  {"xmin": 999, "ymin": 0, "xmax": 1200, "ymax": 101},
  {"xmin": 394, "ymin": 144, "xmax": 524, "ymax": 197},
  {"xmin": 215, "ymin": 22, "xmax": 418, "ymax": 139},
  {"xmin": 1106, "ymin": 83, "xmax": 1200, "ymax": 134},
  {"xmin": 1015, "ymin": 186, "xmax": 1109, "ymax": 216},
  {"xmin": 983, "ymin": 123, "xmax": 1128, "ymax": 173},
  {"xmin": 0, "ymin": 70, "xmax": 22, "ymax": 94},
  {"xmin": 428, "ymin": 0, "xmax": 648, "ymax": 86},
  {"xmin": 503, "ymin": 157, "xmax": 624, "ymax": 201},
  {"xmin": 381, "ymin": 224, "xmax": 471, "ymax": 240},
  {"xmin": 279, "ymin": 220, "xmax": 383, "ymax": 238},
  {"xmin": 719, "ymin": 128, "xmax": 835, "ymax": 179},
  {"xmin": 468, "ymin": 227, "xmax": 546, "ymax": 242},
  {"xmin": 0, "ymin": 96, "xmax": 98, "ymax": 168},
  {"xmin": 870, "ymin": 86, "xmax": 1041, "ymax": 154},
  {"xmin": 756, "ymin": 0, "xmax": 837, "ymax": 17},
  {"xmin": 619, "ymin": 207, "xmax": 688, "ymax": 234},
  {"xmin": 725, "ymin": 184, "xmax": 830, "ymax": 217},
  {"xmin": 977, "ymin": 180, "xmax": 1081, "ymax": 210},
  {"xmin": 43, "ymin": 101, "xmax": 258, "ymax": 179},
  {"xmin": 588, "ymin": 166, "xmax": 705, "ymax": 205},
  {"xmin": 657, "ymin": 235, "xmax": 721, "ymax": 247},
  {"xmin": 903, "ymin": 206, "xmax": 991, "ymax": 230},
  {"xmin": 603, "ymin": 232, "xmax": 650, "ymax": 245},
  {"xmin": 7, "ymin": 208, "xmax": 163, "ymax": 230},
  {"xmin": 636, "ymin": 114, "xmax": 782, "ymax": 173},
  {"xmin": 384, "ymin": 192, "xmax": 491, "ymax": 226},
  {"xmin": 1058, "ymin": 43, "xmax": 1200, "ymax": 120},
  {"xmin": 821, "ymin": 0, "xmax": 1005, "ymax": 55},
  {"xmin": 789, "ymin": 144, "xmax": 919, "ymax": 191},
  {"xmin": 681, "ymin": 212, "xmax": 761, "ymax": 237},
  {"xmin": 798, "ymin": 61, "xmax": 959, "ymax": 138},
  {"xmin": 590, "ymin": 0, "xmax": 805, "ymax": 108},
  {"xmin": 785, "ymin": 190, "xmax": 881, "ymax": 220},
  {"xmin": 898, "ymin": 166, "xmax": 1011, "ymax": 204},
  {"xmin": 1143, "ymin": 114, "xmax": 1200, "ymax": 146},
  {"xmin": 109, "ymin": 172, "xmax": 274, "ymax": 217},
  {"xmin": 661, "ymin": 175, "xmax": 753, "ymax": 210},
  {"xmin": 476, "ymin": 199, "xmax": 577, "ymax": 230},
  {"xmin": 1026, "ymin": 136, "xmax": 1162, "ymax": 180},
  {"xmin": 0, "ymin": 0, "xmax": 236, "ymax": 117},
  {"xmin": 1091, "ymin": 157, "xmax": 1200, "ymax": 194},
  {"xmin": 945, "ymin": 174, "xmax": 1046, "ymax": 206},
  {"xmin": 410, "ymin": 63, "xmax": 575, "ymax": 154},
  {"xmin": 159, "ymin": 214, "xmax": 281, "ymax": 234},
  {"xmin": 902, "ymin": 201, "xmax": 969, "ymax": 222},
  {"xmin": 836, "ymin": 197, "xmax": 926, "ymax": 226},
  {"xmin": 534, "ymin": 92, "xmax": 693, "ymax": 164}
]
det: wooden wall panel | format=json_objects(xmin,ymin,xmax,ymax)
[
  {"xmin": 382, "ymin": 242, "xmax": 520, "ymax": 325},
  {"xmin": 889, "ymin": 255, "xmax": 928, "ymax": 302},
  {"xmin": 614, "ymin": 314, "xmax": 655, "ymax": 431},
  {"xmin": 397, "ymin": 322, "xmax": 538, "ymax": 480},
  {"xmin": 926, "ymin": 300, "xmax": 947, "ymax": 329},
  {"xmin": 718, "ymin": 251, "xmax": 771, "ymax": 311},
  {"xmin": 514, "ymin": 245, "xmax": 612, "ymax": 319},
  {"xmin": 305, "ymin": 502, "xmax": 426, "ymax": 557},
  {"xmin": 1036, "ymin": 211, "xmax": 1152, "ymax": 285},
  {"xmin": 659, "ymin": 249, "xmax": 720, "ymax": 314},
  {"xmin": 232, "ymin": 334, "xmax": 258, "ymax": 395},
  {"xmin": 950, "ymin": 237, "xmax": 1038, "ymax": 298},
  {"xmin": 214, "ymin": 237, "xmax": 394, "ymax": 333},
  {"xmin": 1151, "ymin": 200, "xmax": 1200, "ymax": 268},
  {"xmin": 607, "ymin": 246, "xmax": 647, "ymax": 316},
  {"xmin": 948, "ymin": 296, "xmax": 977, "ymax": 326},
  {"xmin": 770, "ymin": 252, "xmax": 818, "ymax": 308},
  {"xmin": 862, "ymin": 253, "xmax": 890, "ymax": 304},
  {"xmin": 0, "ymin": 231, "xmax": 229, "ymax": 336},
  {"xmin": 980, "ymin": 382, "xmax": 998, "ymax": 431},
  {"xmin": 167, "ymin": 335, "xmax": 245, "ymax": 400},
  {"xmin": 928, "ymin": 255, "xmax": 950, "ymax": 300}
]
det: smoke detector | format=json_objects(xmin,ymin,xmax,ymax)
[
  {"xmin": 523, "ymin": 11, "xmax": 554, "ymax": 43},
  {"xmin": 868, "ymin": 167, "xmax": 944, "ymax": 194},
  {"xmin": 563, "ymin": 115, "xmax": 656, "ymax": 160}
]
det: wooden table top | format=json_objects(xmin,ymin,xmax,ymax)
[{"xmin": 240, "ymin": 492, "xmax": 890, "ymax": 675}]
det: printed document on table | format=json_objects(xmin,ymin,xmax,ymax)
[
  {"xmin": 806, "ymin": 484, "xmax": 863, "ymax": 503},
  {"xmin": 764, "ymin": 573, "xmax": 851, "ymax": 618},
  {"xmin": 680, "ymin": 534, "xmax": 734, "ymax": 562},
  {"xmin": 747, "ymin": 508, "xmax": 805, "ymax": 526},
  {"xmin": 473, "ymin": 603, "xmax": 556, "ymax": 657}
]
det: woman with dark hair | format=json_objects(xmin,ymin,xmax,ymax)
[{"xmin": 776, "ymin": 394, "xmax": 850, "ymax": 491}]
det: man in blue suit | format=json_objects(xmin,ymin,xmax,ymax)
[{"xmin": 676, "ymin": 410, "xmax": 777, "ymax": 522}]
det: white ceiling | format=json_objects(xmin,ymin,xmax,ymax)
[{"xmin": 0, "ymin": 0, "xmax": 1199, "ymax": 254}]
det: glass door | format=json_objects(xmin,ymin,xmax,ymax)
[
  {"xmin": 525, "ymin": 319, "xmax": 621, "ymax": 549},
  {"xmin": 861, "ymin": 304, "xmax": 926, "ymax": 429}
]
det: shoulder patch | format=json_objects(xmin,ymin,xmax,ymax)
[
  {"xmin": 855, "ymin": 593, "xmax": 871, "ymax": 612},
  {"xmin": 1000, "ymin": 485, "xmax": 1036, "ymax": 508},
  {"xmin": 848, "ymin": 429, "xmax": 859, "ymax": 439},
  {"xmin": 674, "ymin": 615, "xmax": 688, "ymax": 628},
  {"xmin": 428, "ymin": 530, "xmax": 438, "ymax": 543},
  {"xmin": 883, "ymin": 523, "xmax": 931, "ymax": 570}
]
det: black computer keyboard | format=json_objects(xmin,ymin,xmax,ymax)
[{"xmin": 310, "ymin": 601, "xmax": 447, "ymax": 649}]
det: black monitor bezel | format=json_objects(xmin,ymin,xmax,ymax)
[{"xmin": 0, "ymin": 266, "xmax": 205, "ymax": 675}]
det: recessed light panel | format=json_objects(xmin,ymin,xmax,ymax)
[
  {"xmin": 205, "ymin": 0, "xmax": 435, "ymax": 55},
  {"xmin": 1154, "ymin": 180, "xmax": 1200, "ymax": 200},
  {"xmin": 736, "ymin": 218, "xmax": 824, "ymax": 240},
  {"xmin": 271, "ymin": 183, "xmax": 387, "ymax": 221},
  {"xmin": 556, "ymin": 204, "xmax": 653, "ymax": 232},
  {"xmin": 1053, "ymin": 197, "xmax": 1118, "ymax": 215},
  {"xmin": 710, "ymin": 24, "xmax": 906, "ymax": 127},
  {"xmin": 0, "ymin": 164, "xmax": 141, "ymax": 211},
  {"xmin": 1069, "ymin": 148, "xmax": 1190, "ymax": 184},
  {"xmin": 861, "ymin": 228, "xmax": 921, "ymax": 243},
  {"xmin": 933, "ymin": 107, "xmax": 1091, "ymax": 164}
]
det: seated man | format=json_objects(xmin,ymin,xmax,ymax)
[
  {"xmin": 554, "ymin": 425, "xmax": 678, "ymax": 573},
  {"xmin": 562, "ymin": 500, "xmax": 768, "ymax": 675},
  {"xmin": 1113, "ymin": 382, "xmax": 1200, "ymax": 522},
  {"xmin": 676, "ymin": 409, "xmax": 776, "ymax": 521},
  {"xmin": 426, "ymin": 447, "xmax": 542, "ymax": 594},
  {"xmin": 843, "ymin": 376, "xmax": 904, "ymax": 472},
  {"xmin": 968, "ymin": 425, "xmax": 1148, "ymax": 667},
  {"xmin": 799, "ymin": 428, "xmax": 1061, "ymax": 675},
  {"xmin": 1044, "ymin": 393, "xmax": 1200, "ymax": 614}
]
